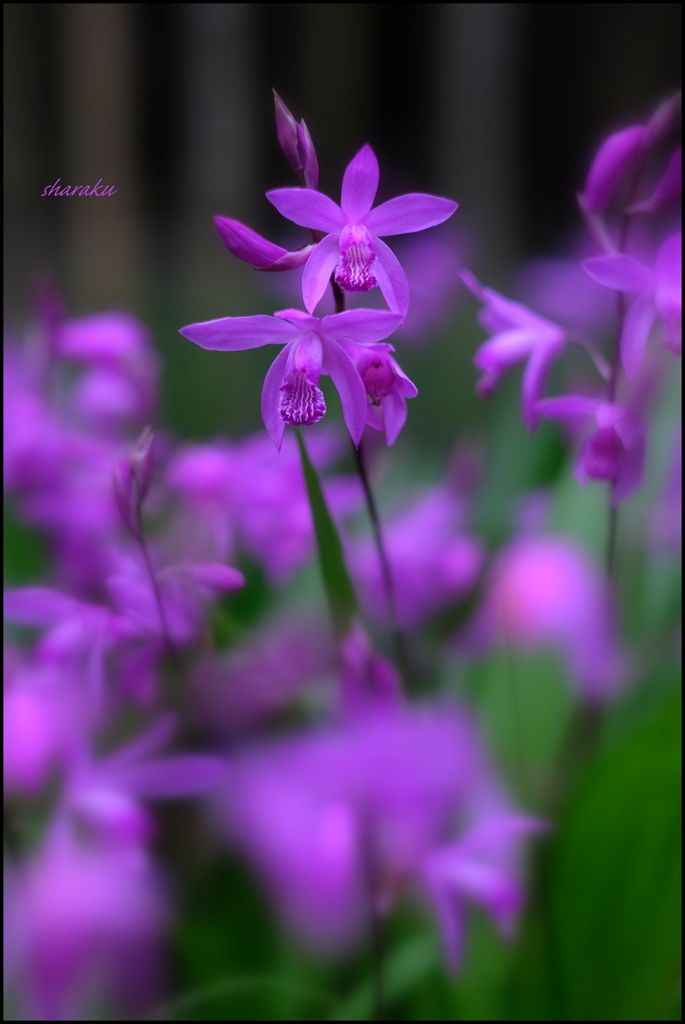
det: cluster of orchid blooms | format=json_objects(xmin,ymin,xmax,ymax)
[{"xmin": 3, "ymin": 91, "xmax": 681, "ymax": 1020}]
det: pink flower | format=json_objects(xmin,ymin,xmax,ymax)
[
  {"xmin": 469, "ymin": 536, "xmax": 626, "ymax": 703},
  {"xmin": 460, "ymin": 269, "xmax": 566, "ymax": 431},
  {"xmin": 583, "ymin": 232, "xmax": 682, "ymax": 377},
  {"xmin": 179, "ymin": 307, "xmax": 402, "ymax": 448},
  {"xmin": 536, "ymin": 395, "xmax": 646, "ymax": 505},
  {"xmin": 340, "ymin": 340, "xmax": 418, "ymax": 445},
  {"xmin": 266, "ymin": 144, "xmax": 458, "ymax": 319}
]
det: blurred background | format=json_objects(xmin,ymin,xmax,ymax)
[{"xmin": 5, "ymin": 3, "xmax": 681, "ymax": 448}]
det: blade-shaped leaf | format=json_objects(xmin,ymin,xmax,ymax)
[{"xmin": 295, "ymin": 428, "xmax": 358, "ymax": 638}]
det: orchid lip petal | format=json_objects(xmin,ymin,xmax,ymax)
[
  {"xmin": 266, "ymin": 188, "xmax": 345, "ymax": 233},
  {"xmin": 365, "ymin": 194, "xmax": 458, "ymax": 236}
]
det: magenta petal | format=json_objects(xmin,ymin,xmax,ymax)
[
  {"xmin": 365, "ymin": 194, "xmax": 458, "ymax": 236},
  {"xmin": 213, "ymin": 216, "xmax": 286, "ymax": 265},
  {"xmin": 582, "ymin": 125, "xmax": 647, "ymax": 213},
  {"xmin": 274, "ymin": 308, "xmax": 319, "ymax": 328},
  {"xmin": 179, "ymin": 315, "xmax": 299, "ymax": 350},
  {"xmin": 536, "ymin": 395, "xmax": 601, "ymax": 420},
  {"xmin": 181, "ymin": 564, "xmax": 245, "ymax": 592},
  {"xmin": 266, "ymin": 188, "xmax": 345, "ymax": 232},
  {"xmin": 655, "ymin": 232, "xmax": 682, "ymax": 288},
  {"xmin": 382, "ymin": 391, "xmax": 408, "ymax": 446},
  {"xmin": 611, "ymin": 433, "xmax": 645, "ymax": 505},
  {"xmin": 373, "ymin": 237, "xmax": 410, "ymax": 321},
  {"xmin": 621, "ymin": 292, "xmax": 657, "ymax": 378},
  {"xmin": 261, "ymin": 350, "xmax": 289, "ymax": 449},
  {"xmin": 631, "ymin": 147, "xmax": 682, "ymax": 214},
  {"xmin": 301, "ymin": 233, "xmax": 341, "ymax": 314},
  {"xmin": 320, "ymin": 309, "xmax": 403, "ymax": 345},
  {"xmin": 521, "ymin": 339, "xmax": 565, "ymax": 432},
  {"xmin": 340, "ymin": 144, "xmax": 380, "ymax": 222},
  {"xmin": 322, "ymin": 341, "xmax": 367, "ymax": 446},
  {"xmin": 256, "ymin": 245, "xmax": 317, "ymax": 271},
  {"xmin": 582, "ymin": 254, "xmax": 654, "ymax": 293},
  {"xmin": 4, "ymin": 587, "xmax": 86, "ymax": 625}
]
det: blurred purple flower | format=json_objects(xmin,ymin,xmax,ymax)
[
  {"xmin": 583, "ymin": 232, "xmax": 682, "ymax": 377},
  {"xmin": 217, "ymin": 705, "xmax": 539, "ymax": 966},
  {"xmin": 195, "ymin": 611, "xmax": 336, "ymax": 734},
  {"xmin": 267, "ymin": 144, "xmax": 458, "ymax": 319},
  {"xmin": 465, "ymin": 536, "xmax": 626, "ymax": 703},
  {"xmin": 339, "ymin": 621, "xmax": 402, "ymax": 719},
  {"xmin": 630, "ymin": 146, "xmax": 682, "ymax": 214},
  {"xmin": 179, "ymin": 307, "xmax": 402, "ymax": 448},
  {"xmin": 460, "ymin": 269, "xmax": 566, "ymax": 431},
  {"xmin": 5, "ymin": 837, "xmax": 166, "ymax": 1021},
  {"xmin": 537, "ymin": 395, "xmax": 646, "ymax": 505},
  {"xmin": 515, "ymin": 253, "xmax": 615, "ymax": 337},
  {"xmin": 349, "ymin": 484, "xmax": 484, "ymax": 630}
]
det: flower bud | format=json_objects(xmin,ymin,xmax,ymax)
[
  {"xmin": 646, "ymin": 91, "xmax": 682, "ymax": 148},
  {"xmin": 582, "ymin": 125, "xmax": 646, "ymax": 213},
  {"xmin": 297, "ymin": 120, "xmax": 319, "ymax": 190},
  {"xmin": 273, "ymin": 90, "xmax": 302, "ymax": 173}
]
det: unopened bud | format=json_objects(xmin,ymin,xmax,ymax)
[
  {"xmin": 130, "ymin": 424, "xmax": 155, "ymax": 502},
  {"xmin": 297, "ymin": 120, "xmax": 319, "ymax": 190},
  {"xmin": 273, "ymin": 90, "xmax": 302, "ymax": 173},
  {"xmin": 646, "ymin": 91, "xmax": 682, "ymax": 148}
]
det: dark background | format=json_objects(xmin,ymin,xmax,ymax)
[{"xmin": 4, "ymin": 3, "xmax": 681, "ymax": 442}]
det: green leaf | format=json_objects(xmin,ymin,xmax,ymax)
[
  {"xmin": 295, "ymin": 428, "xmax": 358, "ymax": 638},
  {"xmin": 552, "ymin": 692, "xmax": 682, "ymax": 1020}
]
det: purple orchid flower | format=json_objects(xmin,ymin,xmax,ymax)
[
  {"xmin": 583, "ymin": 232, "xmax": 682, "ymax": 378},
  {"xmin": 460, "ymin": 269, "xmax": 566, "ymax": 432},
  {"xmin": 340, "ymin": 339, "xmax": 418, "ymax": 445},
  {"xmin": 579, "ymin": 125, "xmax": 647, "ymax": 215},
  {"xmin": 266, "ymin": 144, "xmax": 458, "ymax": 319},
  {"xmin": 463, "ymin": 536, "xmax": 626, "ymax": 703},
  {"xmin": 179, "ymin": 307, "xmax": 402, "ymax": 448},
  {"xmin": 5, "ymin": 834, "xmax": 166, "ymax": 1021},
  {"xmin": 536, "ymin": 395, "xmax": 646, "ymax": 505}
]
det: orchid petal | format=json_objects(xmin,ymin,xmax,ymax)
[
  {"xmin": 4, "ymin": 587, "xmax": 89, "ymax": 626},
  {"xmin": 630, "ymin": 147, "xmax": 682, "ymax": 214},
  {"xmin": 373, "ymin": 237, "xmax": 410, "ymax": 321},
  {"xmin": 320, "ymin": 309, "xmax": 403, "ymax": 345},
  {"xmin": 655, "ymin": 232, "xmax": 682, "ymax": 288},
  {"xmin": 256, "ymin": 245, "xmax": 317, "ymax": 271},
  {"xmin": 179, "ymin": 315, "xmax": 299, "ymax": 351},
  {"xmin": 261, "ymin": 350, "xmax": 289, "ymax": 450},
  {"xmin": 582, "ymin": 125, "xmax": 646, "ymax": 212},
  {"xmin": 582, "ymin": 254, "xmax": 654, "ymax": 293},
  {"xmin": 521, "ymin": 337, "xmax": 565, "ymax": 432},
  {"xmin": 266, "ymin": 188, "xmax": 345, "ymax": 233},
  {"xmin": 621, "ymin": 292, "xmax": 657, "ymax": 378},
  {"xmin": 382, "ymin": 392, "xmax": 408, "ymax": 446},
  {"xmin": 365, "ymin": 194, "xmax": 458, "ymax": 236},
  {"xmin": 213, "ymin": 216, "xmax": 286, "ymax": 265},
  {"xmin": 611, "ymin": 432, "xmax": 646, "ymax": 505},
  {"xmin": 340, "ymin": 144, "xmax": 380, "ymax": 222},
  {"xmin": 160, "ymin": 563, "xmax": 246, "ymax": 592},
  {"xmin": 274, "ymin": 309, "xmax": 319, "ymax": 329},
  {"xmin": 391, "ymin": 359, "xmax": 419, "ymax": 398},
  {"xmin": 473, "ymin": 329, "xmax": 536, "ymax": 373},
  {"xmin": 322, "ymin": 341, "xmax": 367, "ymax": 446},
  {"xmin": 301, "ymin": 233, "xmax": 341, "ymax": 314},
  {"xmin": 536, "ymin": 395, "xmax": 602, "ymax": 420}
]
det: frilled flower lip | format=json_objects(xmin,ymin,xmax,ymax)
[
  {"xmin": 265, "ymin": 144, "xmax": 458, "ymax": 320},
  {"xmin": 179, "ymin": 308, "xmax": 402, "ymax": 449}
]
